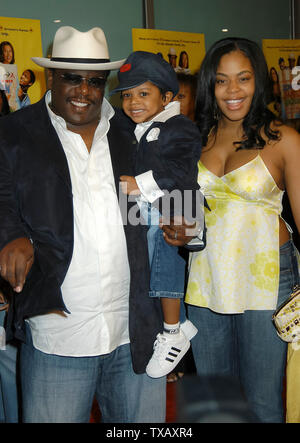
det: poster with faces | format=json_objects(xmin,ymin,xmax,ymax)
[
  {"xmin": 263, "ymin": 39, "xmax": 300, "ymax": 121},
  {"xmin": 132, "ymin": 28, "xmax": 205, "ymax": 75},
  {"xmin": 0, "ymin": 17, "xmax": 46, "ymax": 111}
]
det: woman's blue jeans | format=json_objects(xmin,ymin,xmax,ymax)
[
  {"xmin": 187, "ymin": 240, "xmax": 298, "ymax": 423},
  {"xmin": 20, "ymin": 324, "xmax": 166, "ymax": 423}
]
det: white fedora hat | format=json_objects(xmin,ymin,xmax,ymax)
[{"xmin": 32, "ymin": 26, "xmax": 125, "ymax": 70}]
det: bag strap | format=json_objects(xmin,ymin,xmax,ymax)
[{"xmin": 291, "ymin": 244, "xmax": 300, "ymax": 288}]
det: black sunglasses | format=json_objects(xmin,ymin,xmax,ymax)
[{"xmin": 59, "ymin": 73, "xmax": 107, "ymax": 89}]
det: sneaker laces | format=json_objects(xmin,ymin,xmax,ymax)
[
  {"xmin": 152, "ymin": 333, "xmax": 183, "ymax": 360},
  {"xmin": 152, "ymin": 333, "xmax": 168, "ymax": 358}
]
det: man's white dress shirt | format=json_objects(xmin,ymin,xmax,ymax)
[{"xmin": 28, "ymin": 92, "xmax": 130, "ymax": 356}]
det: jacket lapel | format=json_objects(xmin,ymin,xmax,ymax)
[
  {"xmin": 19, "ymin": 97, "xmax": 72, "ymax": 190},
  {"xmin": 108, "ymin": 109, "xmax": 136, "ymax": 196}
]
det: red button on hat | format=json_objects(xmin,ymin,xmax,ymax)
[{"xmin": 120, "ymin": 63, "xmax": 131, "ymax": 72}]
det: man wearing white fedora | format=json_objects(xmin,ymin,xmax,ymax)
[{"xmin": 0, "ymin": 26, "xmax": 187, "ymax": 423}]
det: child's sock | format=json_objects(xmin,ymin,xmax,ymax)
[{"xmin": 163, "ymin": 321, "xmax": 180, "ymax": 335}]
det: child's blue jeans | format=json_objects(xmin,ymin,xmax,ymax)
[{"xmin": 139, "ymin": 200, "xmax": 187, "ymax": 323}]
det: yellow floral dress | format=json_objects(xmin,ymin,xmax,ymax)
[{"xmin": 185, "ymin": 155, "xmax": 284, "ymax": 313}]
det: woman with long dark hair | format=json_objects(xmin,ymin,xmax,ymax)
[
  {"xmin": 176, "ymin": 51, "xmax": 191, "ymax": 74},
  {"xmin": 0, "ymin": 41, "xmax": 15, "ymax": 64},
  {"xmin": 185, "ymin": 37, "xmax": 300, "ymax": 422}
]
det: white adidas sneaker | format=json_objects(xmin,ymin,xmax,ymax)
[{"xmin": 146, "ymin": 330, "xmax": 190, "ymax": 378}]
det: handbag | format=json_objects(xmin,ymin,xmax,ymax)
[{"xmin": 272, "ymin": 285, "xmax": 300, "ymax": 342}]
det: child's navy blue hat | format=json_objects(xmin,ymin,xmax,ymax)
[{"xmin": 110, "ymin": 51, "xmax": 179, "ymax": 97}]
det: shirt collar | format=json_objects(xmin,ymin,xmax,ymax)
[
  {"xmin": 134, "ymin": 100, "xmax": 180, "ymax": 142},
  {"xmin": 45, "ymin": 90, "xmax": 115, "ymax": 131},
  {"xmin": 150, "ymin": 100, "xmax": 180, "ymax": 123}
]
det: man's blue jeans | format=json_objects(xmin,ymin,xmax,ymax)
[
  {"xmin": 0, "ymin": 309, "xmax": 19, "ymax": 423},
  {"xmin": 187, "ymin": 240, "xmax": 297, "ymax": 423},
  {"xmin": 20, "ymin": 324, "xmax": 166, "ymax": 423}
]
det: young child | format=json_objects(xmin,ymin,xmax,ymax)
[{"xmin": 111, "ymin": 51, "xmax": 204, "ymax": 378}]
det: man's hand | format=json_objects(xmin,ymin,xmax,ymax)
[
  {"xmin": 120, "ymin": 175, "xmax": 141, "ymax": 195},
  {"xmin": 160, "ymin": 216, "xmax": 196, "ymax": 246},
  {"xmin": 0, "ymin": 238, "xmax": 34, "ymax": 293}
]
